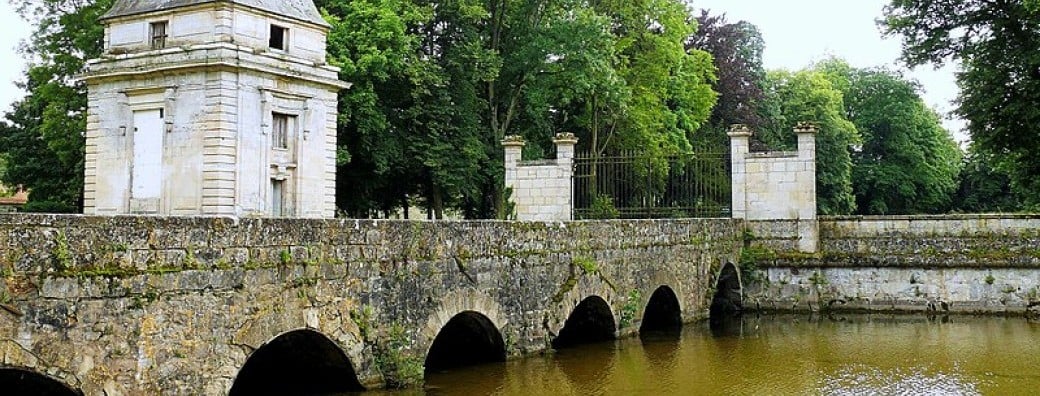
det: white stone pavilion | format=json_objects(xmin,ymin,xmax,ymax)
[{"xmin": 83, "ymin": 0, "xmax": 349, "ymax": 218}]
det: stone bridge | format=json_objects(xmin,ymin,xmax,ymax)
[{"xmin": 0, "ymin": 215, "xmax": 742, "ymax": 395}]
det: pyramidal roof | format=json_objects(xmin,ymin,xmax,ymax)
[{"xmin": 102, "ymin": 0, "xmax": 329, "ymax": 27}]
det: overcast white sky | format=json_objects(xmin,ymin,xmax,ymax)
[
  {"xmin": 0, "ymin": 0, "xmax": 964, "ymax": 140},
  {"xmin": 0, "ymin": 1, "xmax": 30, "ymax": 114}
]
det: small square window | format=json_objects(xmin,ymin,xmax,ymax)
[
  {"xmin": 150, "ymin": 21, "xmax": 168, "ymax": 50},
  {"xmin": 269, "ymin": 25, "xmax": 288, "ymax": 50},
  {"xmin": 272, "ymin": 113, "xmax": 293, "ymax": 149}
]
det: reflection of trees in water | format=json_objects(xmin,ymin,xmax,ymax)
[
  {"xmin": 417, "ymin": 314, "xmax": 1040, "ymax": 394},
  {"xmin": 640, "ymin": 329, "xmax": 682, "ymax": 389}
]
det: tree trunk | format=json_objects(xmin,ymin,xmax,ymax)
[{"xmin": 432, "ymin": 184, "xmax": 445, "ymax": 220}]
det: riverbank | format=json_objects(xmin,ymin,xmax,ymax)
[
  {"xmin": 382, "ymin": 314, "xmax": 1040, "ymax": 395},
  {"xmin": 743, "ymin": 214, "xmax": 1040, "ymax": 317}
]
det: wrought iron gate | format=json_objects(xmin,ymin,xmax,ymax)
[{"xmin": 573, "ymin": 150, "xmax": 730, "ymax": 219}]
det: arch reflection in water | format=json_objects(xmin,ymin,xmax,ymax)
[
  {"xmin": 555, "ymin": 339, "xmax": 619, "ymax": 393},
  {"xmin": 229, "ymin": 329, "xmax": 364, "ymax": 396},
  {"xmin": 552, "ymin": 296, "xmax": 616, "ymax": 349},
  {"xmin": 425, "ymin": 311, "xmax": 506, "ymax": 372},
  {"xmin": 0, "ymin": 368, "xmax": 81, "ymax": 396}
]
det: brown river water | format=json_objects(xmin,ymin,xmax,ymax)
[{"xmin": 377, "ymin": 314, "xmax": 1040, "ymax": 395}]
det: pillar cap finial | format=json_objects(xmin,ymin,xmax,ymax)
[
  {"xmin": 502, "ymin": 135, "xmax": 526, "ymax": 147},
  {"xmin": 553, "ymin": 132, "xmax": 578, "ymax": 144},
  {"xmin": 727, "ymin": 124, "xmax": 752, "ymax": 137},
  {"xmin": 794, "ymin": 122, "xmax": 819, "ymax": 134}
]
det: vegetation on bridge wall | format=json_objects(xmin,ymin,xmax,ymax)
[{"xmin": 0, "ymin": 214, "xmax": 741, "ymax": 394}]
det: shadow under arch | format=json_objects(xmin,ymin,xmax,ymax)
[
  {"xmin": 552, "ymin": 295, "xmax": 616, "ymax": 350},
  {"xmin": 229, "ymin": 329, "xmax": 365, "ymax": 396},
  {"xmin": 710, "ymin": 262, "xmax": 743, "ymax": 336},
  {"xmin": 425, "ymin": 310, "xmax": 506, "ymax": 373},
  {"xmin": 640, "ymin": 285, "xmax": 683, "ymax": 334},
  {"xmin": 0, "ymin": 367, "xmax": 82, "ymax": 396}
]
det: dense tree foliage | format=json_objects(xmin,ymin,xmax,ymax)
[
  {"xmin": 0, "ymin": 0, "xmax": 112, "ymax": 212},
  {"xmin": 817, "ymin": 60, "xmax": 962, "ymax": 215},
  {"xmin": 323, "ymin": 0, "xmax": 718, "ymax": 218},
  {"xmin": 320, "ymin": 0, "xmax": 487, "ymax": 218},
  {"xmin": 883, "ymin": 0, "xmax": 1040, "ymax": 206},
  {"xmin": 764, "ymin": 69, "xmax": 859, "ymax": 215},
  {"xmin": 1, "ymin": 0, "xmax": 1007, "ymax": 217},
  {"xmin": 952, "ymin": 148, "xmax": 1022, "ymax": 213},
  {"xmin": 687, "ymin": 10, "xmax": 769, "ymax": 149}
]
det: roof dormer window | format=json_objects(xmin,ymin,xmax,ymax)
[
  {"xmin": 150, "ymin": 21, "xmax": 168, "ymax": 49},
  {"xmin": 269, "ymin": 24, "xmax": 288, "ymax": 51}
]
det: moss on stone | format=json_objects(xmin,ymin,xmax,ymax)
[{"xmin": 571, "ymin": 256, "xmax": 598, "ymax": 275}]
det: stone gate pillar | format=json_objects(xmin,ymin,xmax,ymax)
[
  {"xmin": 502, "ymin": 133, "xmax": 577, "ymax": 221},
  {"xmin": 727, "ymin": 125, "xmax": 752, "ymax": 220},
  {"xmin": 729, "ymin": 123, "xmax": 819, "ymax": 253},
  {"xmin": 794, "ymin": 123, "xmax": 819, "ymax": 253},
  {"xmin": 502, "ymin": 135, "xmax": 525, "ymax": 193}
]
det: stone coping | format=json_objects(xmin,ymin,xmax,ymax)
[
  {"xmin": 822, "ymin": 214, "xmax": 1040, "ymax": 221},
  {"xmin": 517, "ymin": 159, "xmax": 559, "ymax": 167},
  {"xmin": 746, "ymin": 151, "xmax": 798, "ymax": 159},
  {"xmin": 0, "ymin": 213, "xmax": 741, "ymax": 229}
]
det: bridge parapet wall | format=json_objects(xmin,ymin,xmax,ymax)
[
  {"xmin": 0, "ymin": 214, "xmax": 741, "ymax": 394},
  {"xmin": 744, "ymin": 214, "xmax": 1040, "ymax": 314}
]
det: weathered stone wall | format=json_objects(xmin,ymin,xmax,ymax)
[
  {"xmin": 745, "ymin": 214, "xmax": 1040, "ymax": 315},
  {"xmin": 502, "ymin": 134, "xmax": 577, "ymax": 221},
  {"xmin": 0, "ymin": 214, "xmax": 740, "ymax": 395}
]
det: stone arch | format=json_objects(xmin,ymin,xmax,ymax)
[
  {"xmin": 419, "ymin": 288, "xmax": 509, "ymax": 360},
  {"xmin": 0, "ymin": 366, "xmax": 82, "ymax": 396},
  {"xmin": 638, "ymin": 269, "xmax": 685, "ymax": 322},
  {"xmin": 229, "ymin": 303, "xmax": 376, "ymax": 389},
  {"xmin": 640, "ymin": 285, "xmax": 683, "ymax": 333},
  {"xmin": 552, "ymin": 295, "xmax": 617, "ymax": 349},
  {"xmin": 228, "ymin": 328, "xmax": 365, "ymax": 395},
  {"xmin": 710, "ymin": 262, "xmax": 743, "ymax": 318},
  {"xmin": 424, "ymin": 311, "xmax": 506, "ymax": 372},
  {"xmin": 545, "ymin": 273, "xmax": 619, "ymax": 343},
  {"xmin": 0, "ymin": 340, "xmax": 82, "ymax": 394}
]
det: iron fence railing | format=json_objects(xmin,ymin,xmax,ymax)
[{"xmin": 573, "ymin": 151, "xmax": 731, "ymax": 219}]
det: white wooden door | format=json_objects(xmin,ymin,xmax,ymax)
[{"xmin": 132, "ymin": 109, "xmax": 163, "ymax": 199}]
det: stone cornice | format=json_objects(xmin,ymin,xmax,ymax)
[{"xmin": 82, "ymin": 42, "xmax": 350, "ymax": 90}]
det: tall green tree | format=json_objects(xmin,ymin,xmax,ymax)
[
  {"xmin": 817, "ymin": 60, "xmax": 962, "ymax": 215},
  {"xmin": 321, "ymin": 0, "xmax": 424, "ymax": 217},
  {"xmin": 474, "ymin": 0, "xmax": 629, "ymax": 217},
  {"xmin": 590, "ymin": 0, "xmax": 717, "ymax": 156},
  {"xmin": 465, "ymin": 0, "xmax": 717, "ymax": 217},
  {"xmin": 0, "ymin": 0, "xmax": 112, "ymax": 212},
  {"xmin": 765, "ymin": 69, "xmax": 859, "ymax": 215},
  {"xmin": 883, "ymin": 0, "xmax": 1040, "ymax": 206},
  {"xmin": 953, "ymin": 147, "xmax": 1022, "ymax": 213},
  {"xmin": 687, "ymin": 10, "xmax": 769, "ymax": 149}
]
